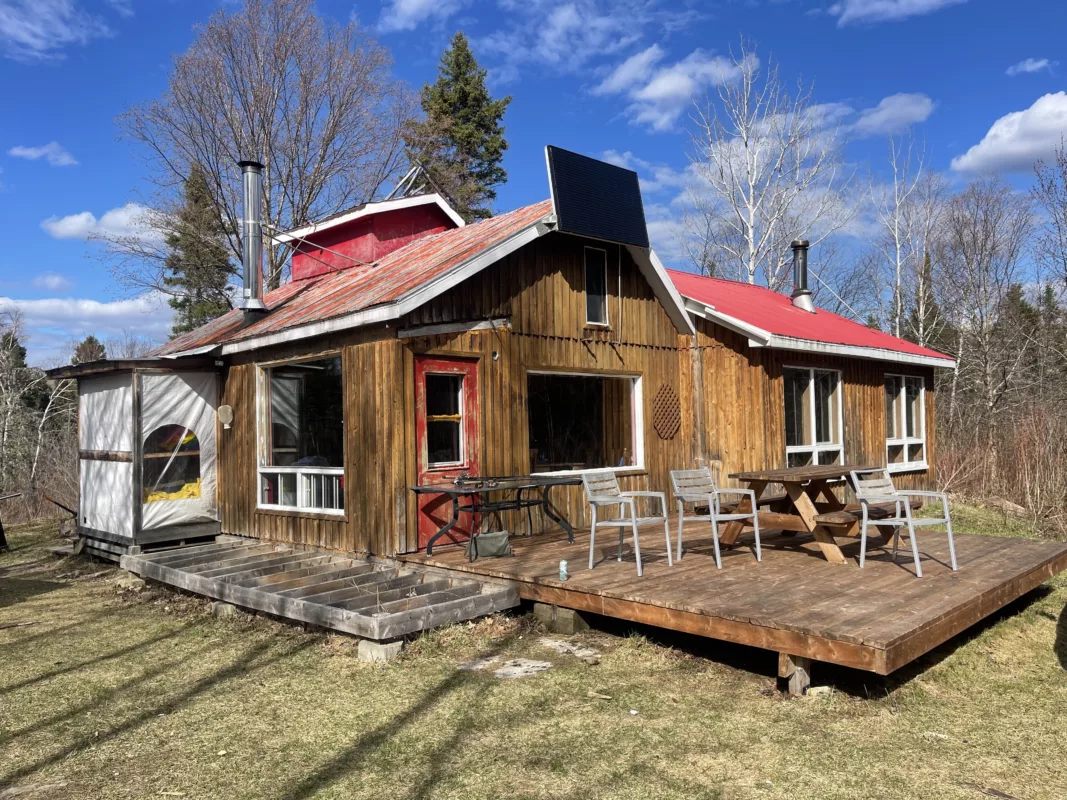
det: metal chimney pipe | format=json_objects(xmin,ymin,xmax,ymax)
[
  {"xmin": 237, "ymin": 160, "xmax": 267, "ymax": 314},
  {"xmin": 790, "ymin": 239, "xmax": 814, "ymax": 313}
]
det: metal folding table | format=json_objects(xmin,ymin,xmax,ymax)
[{"xmin": 411, "ymin": 475, "xmax": 582, "ymax": 555}]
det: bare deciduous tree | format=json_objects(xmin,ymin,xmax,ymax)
[
  {"xmin": 937, "ymin": 176, "xmax": 1034, "ymax": 482},
  {"xmin": 1032, "ymin": 138, "xmax": 1067, "ymax": 285},
  {"xmin": 114, "ymin": 0, "xmax": 414, "ymax": 293},
  {"xmin": 684, "ymin": 42, "xmax": 855, "ymax": 289}
]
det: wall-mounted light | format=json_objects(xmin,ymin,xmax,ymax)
[{"xmin": 218, "ymin": 405, "xmax": 234, "ymax": 430}]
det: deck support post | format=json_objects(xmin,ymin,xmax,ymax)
[
  {"xmin": 533, "ymin": 603, "xmax": 590, "ymax": 634},
  {"xmin": 778, "ymin": 652, "xmax": 811, "ymax": 696}
]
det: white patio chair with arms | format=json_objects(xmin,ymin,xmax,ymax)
[
  {"xmin": 849, "ymin": 468, "xmax": 958, "ymax": 578},
  {"xmin": 669, "ymin": 467, "xmax": 761, "ymax": 569},
  {"xmin": 582, "ymin": 469, "xmax": 672, "ymax": 578}
]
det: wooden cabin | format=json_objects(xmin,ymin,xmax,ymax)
[
  {"xmin": 51, "ymin": 152, "xmax": 955, "ymax": 560},
  {"xmin": 56, "ymin": 150, "xmax": 1067, "ymax": 692}
]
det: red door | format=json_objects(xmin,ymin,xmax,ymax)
[{"xmin": 415, "ymin": 356, "xmax": 480, "ymax": 550}]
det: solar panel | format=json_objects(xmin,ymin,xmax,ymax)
[{"xmin": 545, "ymin": 145, "xmax": 649, "ymax": 249}]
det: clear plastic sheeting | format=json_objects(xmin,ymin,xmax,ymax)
[
  {"xmin": 80, "ymin": 458, "xmax": 133, "ymax": 538},
  {"xmin": 141, "ymin": 372, "xmax": 218, "ymax": 530},
  {"xmin": 79, "ymin": 373, "xmax": 133, "ymax": 452}
]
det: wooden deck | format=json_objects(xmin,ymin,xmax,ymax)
[
  {"xmin": 122, "ymin": 541, "xmax": 519, "ymax": 640},
  {"xmin": 399, "ymin": 525, "xmax": 1067, "ymax": 679}
]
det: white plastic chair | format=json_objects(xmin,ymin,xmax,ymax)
[
  {"xmin": 669, "ymin": 467, "xmax": 761, "ymax": 569},
  {"xmin": 849, "ymin": 468, "xmax": 958, "ymax": 577},
  {"xmin": 581, "ymin": 469, "xmax": 672, "ymax": 577}
]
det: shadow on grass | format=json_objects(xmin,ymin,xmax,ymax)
[
  {"xmin": 0, "ymin": 636, "xmax": 313, "ymax": 788},
  {"xmin": 278, "ymin": 636, "xmax": 519, "ymax": 800},
  {"xmin": 0, "ymin": 606, "xmax": 122, "ymax": 652},
  {"xmin": 0, "ymin": 623, "xmax": 195, "ymax": 697},
  {"xmin": 0, "ymin": 577, "xmax": 66, "ymax": 609}
]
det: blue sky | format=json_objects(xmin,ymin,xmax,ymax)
[{"xmin": 1, "ymin": 0, "xmax": 1065, "ymax": 364}]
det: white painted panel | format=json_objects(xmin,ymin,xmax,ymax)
[
  {"xmin": 79, "ymin": 373, "xmax": 133, "ymax": 452},
  {"xmin": 79, "ymin": 458, "xmax": 133, "ymax": 538}
]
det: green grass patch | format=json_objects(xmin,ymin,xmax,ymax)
[{"xmin": 2, "ymin": 513, "xmax": 1066, "ymax": 799}]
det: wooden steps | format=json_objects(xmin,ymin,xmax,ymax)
[{"xmin": 120, "ymin": 541, "xmax": 519, "ymax": 640}]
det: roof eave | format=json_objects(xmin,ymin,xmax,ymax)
[
  {"xmin": 680, "ymin": 293, "xmax": 956, "ymax": 369},
  {"xmin": 275, "ymin": 194, "xmax": 465, "ymax": 244}
]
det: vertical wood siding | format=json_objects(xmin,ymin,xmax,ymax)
[{"xmin": 216, "ymin": 231, "xmax": 939, "ymax": 555}]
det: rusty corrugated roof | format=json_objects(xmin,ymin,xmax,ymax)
[{"xmin": 155, "ymin": 199, "xmax": 553, "ymax": 356}]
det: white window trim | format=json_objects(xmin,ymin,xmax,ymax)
[
  {"xmin": 258, "ymin": 466, "xmax": 346, "ymax": 515},
  {"xmin": 784, "ymin": 366, "xmax": 845, "ymax": 466},
  {"xmin": 885, "ymin": 374, "xmax": 928, "ymax": 473},
  {"xmin": 527, "ymin": 369, "xmax": 644, "ymax": 475},
  {"xmin": 256, "ymin": 353, "xmax": 346, "ymax": 514},
  {"xmin": 584, "ymin": 246, "xmax": 610, "ymax": 327}
]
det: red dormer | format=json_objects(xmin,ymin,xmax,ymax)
[{"xmin": 278, "ymin": 194, "xmax": 465, "ymax": 281}]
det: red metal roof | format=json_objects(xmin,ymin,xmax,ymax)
[
  {"xmin": 156, "ymin": 200, "xmax": 553, "ymax": 355},
  {"xmin": 667, "ymin": 269, "xmax": 954, "ymax": 364}
]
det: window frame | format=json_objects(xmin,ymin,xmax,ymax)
[
  {"xmin": 782, "ymin": 366, "xmax": 845, "ymax": 467},
  {"xmin": 255, "ymin": 352, "xmax": 346, "ymax": 516},
  {"xmin": 583, "ymin": 246, "xmax": 610, "ymax": 327},
  {"xmin": 526, "ymin": 368, "xmax": 644, "ymax": 475},
  {"xmin": 423, "ymin": 371, "xmax": 467, "ymax": 470},
  {"xmin": 885, "ymin": 373, "xmax": 928, "ymax": 473}
]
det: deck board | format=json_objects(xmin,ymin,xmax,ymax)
[{"xmin": 398, "ymin": 525, "xmax": 1067, "ymax": 674}]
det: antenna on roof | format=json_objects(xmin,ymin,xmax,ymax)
[{"xmin": 385, "ymin": 163, "xmax": 448, "ymax": 201}]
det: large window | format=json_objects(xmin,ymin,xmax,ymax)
[
  {"xmin": 259, "ymin": 355, "xmax": 344, "ymax": 514},
  {"xmin": 527, "ymin": 372, "xmax": 642, "ymax": 473},
  {"xmin": 783, "ymin": 367, "xmax": 843, "ymax": 467},
  {"xmin": 585, "ymin": 247, "xmax": 608, "ymax": 325},
  {"xmin": 885, "ymin": 374, "xmax": 926, "ymax": 471}
]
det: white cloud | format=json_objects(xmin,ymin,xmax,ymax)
[
  {"xmin": 31, "ymin": 272, "xmax": 73, "ymax": 292},
  {"xmin": 601, "ymin": 150, "xmax": 689, "ymax": 194},
  {"xmin": 105, "ymin": 0, "xmax": 133, "ymax": 18},
  {"xmin": 0, "ymin": 0, "xmax": 113, "ymax": 62},
  {"xmin": 8, "ymin": 141, "xmax": 77, "ymax": 166},
  {"xmin": 951, "ymin": 92, "xmax": 1067, "ymax": 173},
  {"xmin": 0, "ymin": 292, "xmax": 171, "ymax": 366},
  {"xmin": 594, "ymin": 47, "xmax": 748, "ymax": 132},
  {"xmin": 851, "ymin": 93, "xmax": 935, "ymax": 136},
  {"xmin": 41, "ymin": 202, "xmax": 155, "ymax": 241},
  {"xmin": 477, "ymin": 0, "xmax": 699, "ymax": 84},
  {"xmin": 377, "ymin": 0, "xmax": 464, "ymax": 33},
  {"xmin": 593, "ymin": 44, "xmax": 665, "ymax": 96},
  {"xmin": 1006, "ymin": 58, "xmax": 1055, "ymax": 77},
  {"xmin": 828, "ymin": 0, "xmax": 968, "ymax": 26}
]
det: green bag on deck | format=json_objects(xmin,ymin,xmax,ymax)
[{"xmin": 466, "ymin": 530, "xmax": 513, "ymax": 562}]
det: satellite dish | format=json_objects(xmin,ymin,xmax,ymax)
[
  {"xmin": 545, "ymin": 145, "xmax": 649, "ymax": 248},
  {"xmin": 218, "ymin": 404, "xmax": 234, "ymax": 430}
]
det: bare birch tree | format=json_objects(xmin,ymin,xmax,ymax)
[
  {"xmin": 114, "ymin": 0, "xmax": 413, "ymax": 293},
  {"xmin": 684, "ymin": 42, "xmax": 855, "ymax": 289}
]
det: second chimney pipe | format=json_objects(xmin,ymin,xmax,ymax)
[
  {"xmin": 237, "ymin": 160, "xmax": 267, "ymax": 315},
  {"xmin": 790, "ymin": 239, "xmax": 814, "ymax": 313}
]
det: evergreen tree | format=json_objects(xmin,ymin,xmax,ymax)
[
  {"xmin": 72, "ymin": 335, "xmax": 106, "ymax": 365},
  {"xmin": 164, "ymin": 165, "xmax": 235, "ymax": 335},
  {"xmin": 406, "ymin": 33, "xmax": 511, "ymax": 222}
]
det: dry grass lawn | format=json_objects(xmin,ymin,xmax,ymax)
[{"xmin": 2, "ymin": 510, "xmax": 1067, "ymax": 800}]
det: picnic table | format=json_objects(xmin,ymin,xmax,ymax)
[
  {"xmin": 723, "ymin": 465, "xmax": 879, "ymax": 564},
  {"xmin": 411, "ymin": 475, "xmax": 582, "ymax": 556}
]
